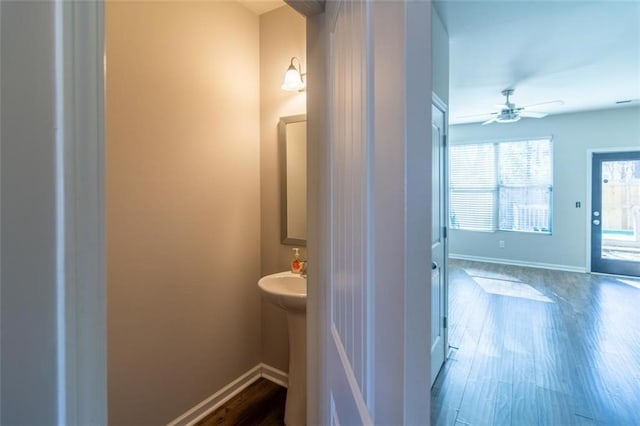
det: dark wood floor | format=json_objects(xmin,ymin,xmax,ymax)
[
  {"xmin": 196, "ymin": 378, "xmax": 286, "ymax": 426},
  {"xmin": 432, "ymin": 259, "xmax": 640, "ymax": 426}
]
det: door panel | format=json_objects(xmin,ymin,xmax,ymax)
[
  {"xmin": 431, "ymin": 101, "xmax": 447, "ymax": 385},
  {"xmin": 326, "ymin": 0, "xmax": 373, "ymax": 424},
  {"xmin": 320, "ymin": 1, "xmax": 433, "ymax": 422},
  {"xmin": 591, "ymin": 151, "xmax": 640, "ymax": 277}
]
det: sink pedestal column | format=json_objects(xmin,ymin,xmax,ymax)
[{"xmin": 284, "ymin": 311, "xmax": 306, "ymax": 426}]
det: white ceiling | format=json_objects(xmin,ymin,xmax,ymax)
[
  {"xmin": 434, "ymin": 0, "xmax": 640, "ymax": 124},
  {"xmin": 236, "ymin": 0, "xmax": 285, "ymax": 15}
]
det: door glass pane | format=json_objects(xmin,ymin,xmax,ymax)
[{"xmin": 600, "ymin": 159, "xmax": 640, "ymax": 262}]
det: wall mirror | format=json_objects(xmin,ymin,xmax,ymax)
[{"xmin": 279, "ymin": 114, "xmax": 307, "ymax": 246}]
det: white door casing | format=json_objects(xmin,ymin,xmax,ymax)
[{"xmin": 57, "ymin": 1, "xmax": 108, "ymax": 424}]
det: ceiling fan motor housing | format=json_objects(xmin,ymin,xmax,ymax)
[
  {"xmin": 495, "ymin": 89, "xmax": 521, "ymax": 122},
  {"xmin": 496, "ymin": 110, "xmax": 521, "ymax": 123}
]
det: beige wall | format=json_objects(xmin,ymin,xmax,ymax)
[
  {"xmin": 106, "ymin": 2, "xmax": 261, "ymax": 424},
  {"xmin": 259, "ymin": 6, "xmax": 307, "ymax": 372}
]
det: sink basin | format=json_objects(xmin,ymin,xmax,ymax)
[
  {"xmin": 258, "ymin": 271, "xmax": 307, "ymax": 425},
  {"xmin": 258, "ymin": 271, "xmax": 306, "ymax": 313}
]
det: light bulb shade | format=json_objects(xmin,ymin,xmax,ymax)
[{"xmin": 281, "ymin": 63, "xmax": 305, "ymax": 91}]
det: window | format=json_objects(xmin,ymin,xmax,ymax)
[{"xmin": 449, "ymin": 138, "xmax": 553, "ymax": 234}]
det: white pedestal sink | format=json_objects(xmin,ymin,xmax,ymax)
[{"xmin": 258, "ymin": 271, "xmax": 306, "ymax": 426}]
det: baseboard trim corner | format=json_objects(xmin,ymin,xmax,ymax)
[
  {"xmin": 448, "ymin": 253, "xmax": 586, "ymax": 273},
  {"xmin": 260, "ymin": 363, "xmax": 289, "ymax": 388},
  {"xmin": 166, "ymin": 364, "xmax": 290, "ymax": 426}
]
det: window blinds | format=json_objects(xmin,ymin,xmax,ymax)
[
  {"xmin": 449, "ymin": 143, "xmax": 497, "ymax": 231},
  {"xmin": 449, "ymin": 139, "xmax": 553, "ymax": 234}
]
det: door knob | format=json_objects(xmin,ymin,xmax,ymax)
[
  {"xmin": 593, "ymin": 219, "xmax": 600, "ymax": 225},
  {"xmin": 432, "ymin": 262, "xmax": 438, "ymax": 270}
]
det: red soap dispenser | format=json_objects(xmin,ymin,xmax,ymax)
[{"xmin": 291, "ymin": 248, "xmax": 303, "ymax": 274}]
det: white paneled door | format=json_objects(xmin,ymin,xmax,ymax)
[
  {"xmin": 431, "ymin": 98, "xmax": 448, "ymax": 385},
  {"xmin": 314, "ymin": 0, "xmax": 434, "ymax": 423},
  {"xmin": 325, "ymin": 0, "xmax": 373, "ymax": 424}
]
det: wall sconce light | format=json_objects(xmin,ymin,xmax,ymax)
[{"xmin": 281, "ymin": 57, "xmax": 306, "ymax": 92}]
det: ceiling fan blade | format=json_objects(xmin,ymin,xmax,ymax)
[
  {"xmin": 522, "ymin": 100, "xmax": 564, "ymax": 110},
  {"xmin": 481, "ymin": 117, "xmax": 498, "ymax": 125},
  {"xmin": 457, "ymin": 111, "xmax": 497, "ymax": 119},
  {"xmin": 520, "ymin": 111, "xmax": 548, "ymax": 118}
]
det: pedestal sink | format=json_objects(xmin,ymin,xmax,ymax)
[{"xmin": 258, "ymin": 271, "xmax": 306, "ymax": 426}]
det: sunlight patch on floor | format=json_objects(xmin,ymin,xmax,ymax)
[
  {"xmin": 616, "ymin": 277, "xmax": 640, "ymax": 290},
  {"xmin": 469, "ymin": 275, "xmax": 554, "ymax": 303},
  {"xmin": 461, "ymin": 268, "xmax": 520, "ymax": 282}
]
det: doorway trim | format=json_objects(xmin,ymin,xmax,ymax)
[
  {"xmin": 586, "ymin": 146, "xmax": 640, "ymax": 273},
  {"xmin": 62, "ymin": 1, "xmax": 434, "ymax": 424},
  {"xmin": 56, "ymin": 1, "xmax": 107, "ymax": 424}
]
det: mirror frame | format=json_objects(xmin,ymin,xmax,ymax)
[{"xmin": 279, "ymin": 114, "xmax": 307, "ymax": 246}]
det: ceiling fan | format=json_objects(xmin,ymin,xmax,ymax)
[{"xmin": 464, "ymin": 89, "xmax": 564, "ymax": 125}]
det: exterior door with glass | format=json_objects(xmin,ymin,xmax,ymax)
[{"xmin": 591, "ymin": 151, "xmax": 640, "ymax": 277}]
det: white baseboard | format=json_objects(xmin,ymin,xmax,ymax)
[
  {"xmin": 449, "ymin": 253, "xmax": 586, "ymax": 273},
  {"xmin": 166, "ymin": 363, "xmax": 289, "ymax": 426}
]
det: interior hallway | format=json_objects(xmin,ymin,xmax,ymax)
[{"xmin": 432, "ymin": 259, "xmax": 640, "ymax": 425}]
